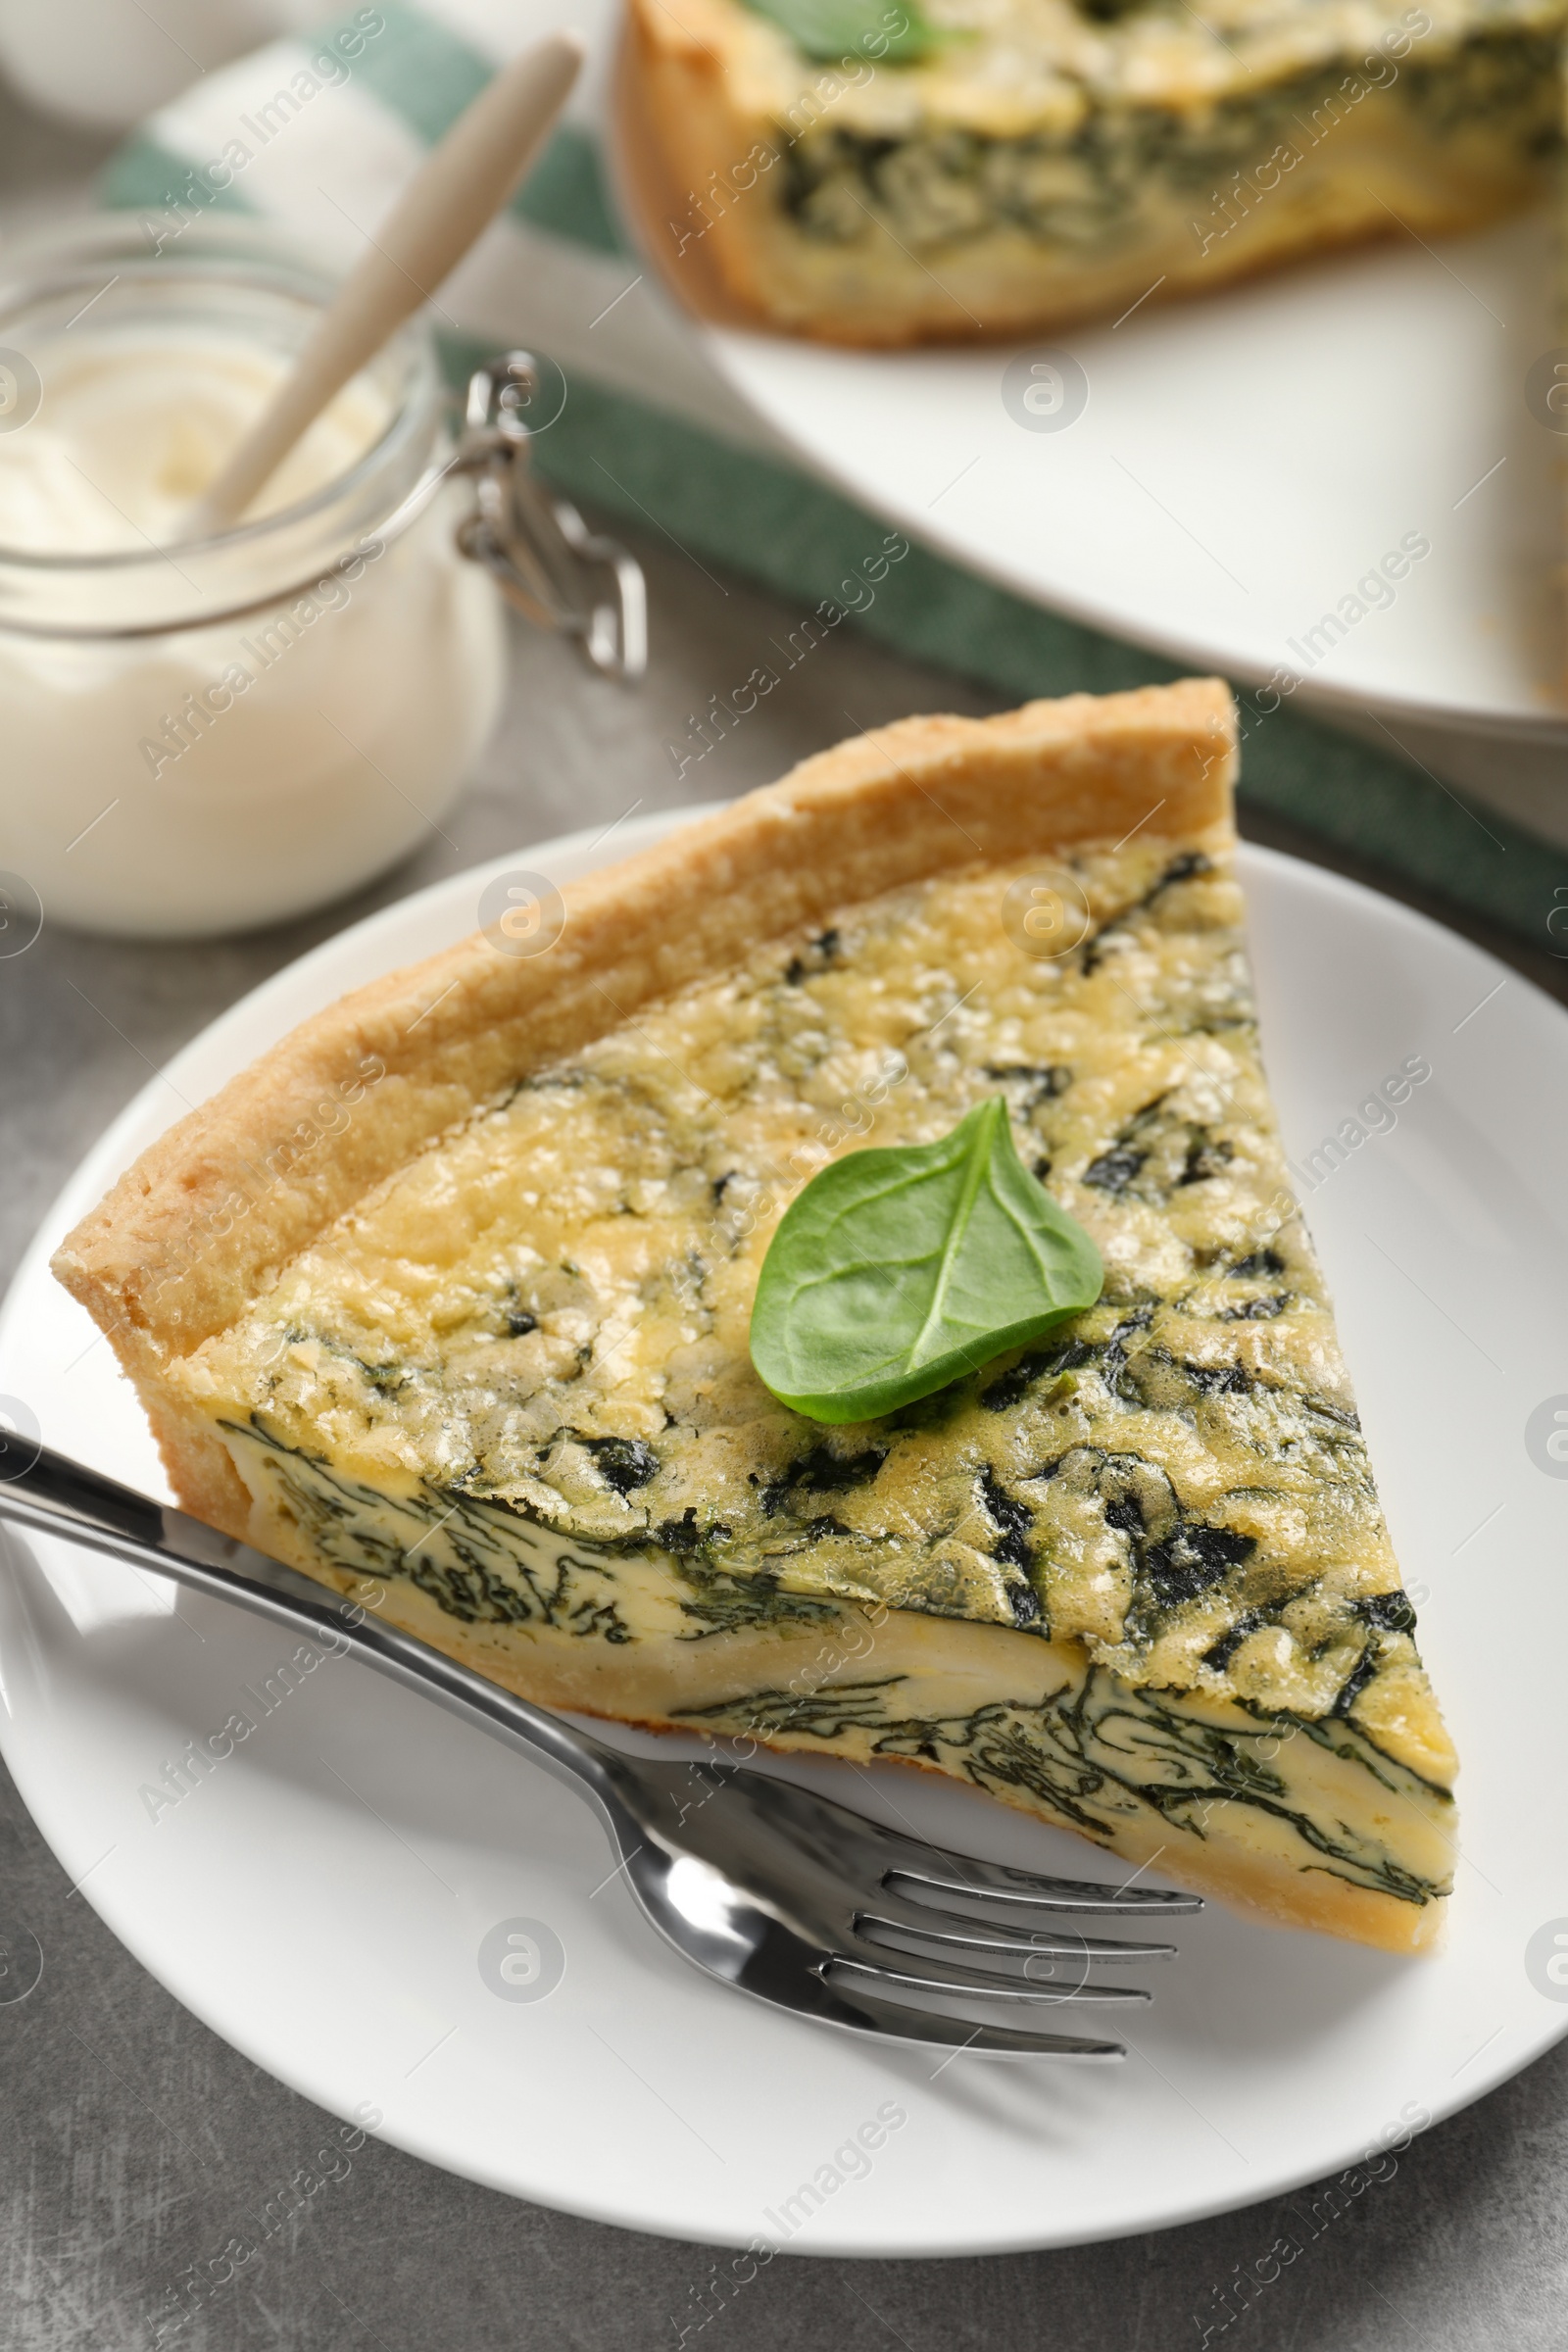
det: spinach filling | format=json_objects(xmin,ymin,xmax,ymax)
[
  {"xmin": 224, "ymin": 1418, "xmax": 854, "ymax": 1648},
  {"xmin": 779, "ymin": 28, "xmax": 1558, "ymax": 256},
  {"xmin": 675, "ymin": 1667, "xmax": 1452, "ymax": 1907},
  {"xmin": 221, "ymin": 1420, "xmax": 1443, "ymax": 1915}
]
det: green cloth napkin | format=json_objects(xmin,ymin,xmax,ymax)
[{"xmin": 100, "ymin": 0, "xmax": 1568, "ymax": 956}]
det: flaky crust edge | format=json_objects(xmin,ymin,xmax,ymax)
[{"xmin": 52, "ymin": 679, "xmax": 1236, "ymax": 1526}]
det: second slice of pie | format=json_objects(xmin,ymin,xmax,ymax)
[
  {"xmin": 624, "ymin": 0, "xmax": 1561, "ymax": 345},
  {"xmin": 54, "ymin": 679, "xmax": 1456, "ymax": 1951}
]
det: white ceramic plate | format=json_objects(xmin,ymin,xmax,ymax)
[
  {"xmin": 3, "ymin": 812, "xmax": 1567, "ymax": 2256},
  {"xmin": 700, "ymin": 211, "xmax": 1565, "ymax": 743}
]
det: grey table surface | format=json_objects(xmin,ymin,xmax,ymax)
[{"xmin": 5, "ymin": 80, "xmax": 1568, "ymax": 2352}]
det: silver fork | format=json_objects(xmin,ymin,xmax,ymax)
[{"xmin": 0, "ymin": 1445, "xmax": 1200, "ymax": 2059}]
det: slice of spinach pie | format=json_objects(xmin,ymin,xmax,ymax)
[
  {"xmin": 623, "ymin": 0, "xmax": 1562, "ymax": 344},
  {"xmin": 54, "ymin": 679, "xmax": 1456, "ymax": 1951}
]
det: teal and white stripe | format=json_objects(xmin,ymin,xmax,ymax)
[{"xmin": 100, "ymin": 0, "xmax": 1568, "ymax": 948}]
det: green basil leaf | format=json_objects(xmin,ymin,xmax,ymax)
[
  {"xmin": 738, "ymin": 0, "xmax": 937, "ymax": 65},
  {"xmin": 750, "ymin": 1096, "xmax": 1104, "ymax": 1424}
]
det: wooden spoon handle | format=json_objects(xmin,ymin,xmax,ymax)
[{"xmin": 186, "ymin": 29, "xmax": 583, "ymax": 539}]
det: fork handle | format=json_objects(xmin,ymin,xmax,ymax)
[{"xmin": 0, "ymin": 1443, "xmax": 644, "ymax": 1842}]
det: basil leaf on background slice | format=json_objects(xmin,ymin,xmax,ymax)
[
  {"xmin": 750, "ymin": 1097, "xmax": 1103, "ymax": 1424},
  {"xmin": 739, "ymin": 0, "xmax": 937, "ymax": 64}
]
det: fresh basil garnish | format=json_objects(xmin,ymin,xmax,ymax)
[
  {"xmin": 738, "ymin": 0, "xmax": 937, "ymax": 65},
  {"xmin": 750, "ymin": 1097, "xmax": 1103, "ymax": 1424}
]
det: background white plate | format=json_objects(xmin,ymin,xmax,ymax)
[
  {"xmin": 703, "ymin": 212, "xmax": 1565, "ymax": 744},
  {"xmin": 2, "ymin": 813, "xmax": 1567, "ymax": 2256}
]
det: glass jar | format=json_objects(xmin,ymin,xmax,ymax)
[{"xmin": 0, "ymin": 217, "xmax": 509, "ymax": 939}]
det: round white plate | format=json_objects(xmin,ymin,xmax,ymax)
[
  {"xmin": 701, "ymin": 210, "xmax": 1565, "ymax": 742},
  {"xmin": 3, "ymin": 814, "xmax": 1567, "ymax": 2256}
]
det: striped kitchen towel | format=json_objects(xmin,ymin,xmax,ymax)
[{"xmin": 101, "ymin": 0, "xmax": 1568, "ymax": 951}]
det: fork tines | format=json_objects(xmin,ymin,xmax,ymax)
[
  {"xmin": 824, "ymin": 1850, "xmax": 1201, "ymax": 2059},
  {"xmin": 886, "ymin": 1859, "xmax": 1204, "ymax": 1914}
]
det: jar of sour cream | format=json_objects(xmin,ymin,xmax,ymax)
[{"xmin": 0, "ymin": 219, "xmax": 632, "ymax": 940}]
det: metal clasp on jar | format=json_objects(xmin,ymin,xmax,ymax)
[{"xmin": 450, "ymin": 353, "xmax": 647, "ymax": 684}]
